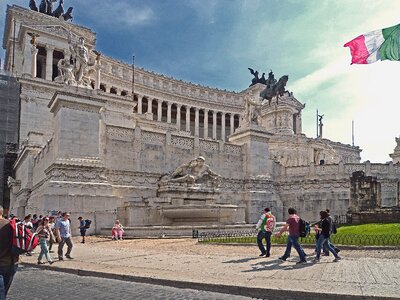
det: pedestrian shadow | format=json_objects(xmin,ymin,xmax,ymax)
[
  {"xmin": 223, "ymin": 257, "xmax": 261, "ymax": 264},
  {"xmin": 241, "ymin": 258, "xmax": 312, "ymax": 273}
]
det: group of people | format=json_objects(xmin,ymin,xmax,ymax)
[
  {"xmin": 0, "ymin": 207, "xmax": 81, "ymax": 298},
  {"xmin": 10, "ymin": 211, "xmax": 76, "ymax": 264},
  {"xmin": 256, "ymin": 207, "xmax": 341, "ymax": 264}
]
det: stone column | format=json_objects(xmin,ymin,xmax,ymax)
[
  {"xmin": 195, "ymin": 107, "xmax": 199, "ymax": 136},
  {"xmin": 230, "ymin": 114, "xmax": 235, "ymax": 135},
  {"xmin": 22, "ymin": 40, "xmax": 32, "ymax": 76},
  {"xmin": 31, "ymin": 46, "xmax": 38, "ymax": 78},
  {"xmin": 212, "ymin": 111, "xmax": 217, "ymax": 140},
  {"xmin": 45, "ymin": 45, "xmax": 54, "ymax": 81},
  {"xmin": 185, "ymin": 106, "xmax": 191, "ymax": 132},
  {"xmin": 203, "ymin": 109, "xmax": 209, "ymax": 139},
  {"xmin": 221, "ymin": 112, "xmax": 226, "ymax": 141},
  {"xmin": 157, "ymin": 100, "xmax": 162, "ymax": 121},
  {"xmin": 167, "ymin": 102, "xmax": 172, "ymax": 123},
  {"xmin": 95, "ymin": 64, "xmax": 101, "ymax": 90},
  {"xmin": 147, "ymin": 98, "xmax": 152, "ymax": 113},
  {"xmin": 137, "ymin": 95, "xmax": 143, "ymax": 114},
  {"xmin": 176, "ymin": 104, "xmax": 181, "ymax": 130}
]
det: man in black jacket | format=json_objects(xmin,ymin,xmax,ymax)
[
  {"xmin": 0, "ymin": 205, "xmax": 19, "ymax": 298},
  {"xmin": 313, "ymin": 210, "xmax": 341, "ymax": 263}
]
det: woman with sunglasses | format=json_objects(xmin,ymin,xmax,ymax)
[{"xmin": 36, "ymin": 217, "xmax": 54, "ymax": 265}]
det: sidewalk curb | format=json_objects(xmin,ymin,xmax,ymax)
[{"xmin": 21, "ymin": 262, "xmax": 396, "ymax": 300}]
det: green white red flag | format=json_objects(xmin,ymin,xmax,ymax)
[{"xmin": 344, "ymin": 23, "xmax": 400, "ymax": 64}]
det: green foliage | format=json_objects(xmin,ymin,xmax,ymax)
[{"xmin": 336, "ymin": 223, "xmax": 400, "ymax": 235}]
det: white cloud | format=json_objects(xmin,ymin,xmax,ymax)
[{"xmin": 79, "ymin": 1, "xmax": 155, "ymax": 28}]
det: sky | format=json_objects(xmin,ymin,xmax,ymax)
[{"xmin": 1, "ymin": 0, "xmax": 399, "ymax": 163}]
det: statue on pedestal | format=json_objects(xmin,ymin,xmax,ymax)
[
  {"xmin": 55, "ymin": 36, "xmax": 96, "ymax": 88},
  {"xmin": 242, "ymin": 95, "xmax": 263, "ymax": 126}
]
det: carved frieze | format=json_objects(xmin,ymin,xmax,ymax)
[
  {"xmin": 170, "ymin": 136, "xmax": 194, "ymax": 149},
  {"xmin": 106, "ymin": 126, "xmax": 134, "ymax": 142},
  {"xmin": 141, "ymin": 131, "xmax": 165, "ymax": 146},
  {"xmin": 224, "ymin": 144, "xmax": 242, "ymax": 155},
  {"xmin": 199, "ymin": 140, "xmax": 218, "ymax": 152}
]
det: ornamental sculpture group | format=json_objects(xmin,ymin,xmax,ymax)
[
  {"xmin": 29, "ymin": 0, "xmax": 73, "ymax": 21},
  {"xmin": 160, "ymin": 156, "xmax": 221, "ymax": 188},
  {"xmin": 54, "ymin": 35, "xmax": 98, "ymax": 88}
]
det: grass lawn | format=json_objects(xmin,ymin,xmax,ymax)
[
  {"xmin": 336, "ymin": 223, "xmax": 400, "ymax": 235},
  {"xmin": 199, "ymin": 223, "xmax": 400, "ymax": 246}
]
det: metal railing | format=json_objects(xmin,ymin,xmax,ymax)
[{"xmin": 198, "ymin": 230, "xmax": 400, "ymax": 246}]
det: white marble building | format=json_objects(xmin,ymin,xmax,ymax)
[{"xmin": 2, "ymin": 5, "xmax": 399, "ymax": 235}]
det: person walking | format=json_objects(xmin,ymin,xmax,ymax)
[
  {"xmin": 313, "ymin": 210, "xmax": 341, "ymax": 263},
  {"xmin": 0, "ymin": 205, "xmax": 19, "ymax": 299},
  {"xmin": 55, "ymin": 212, "xmax": 73, "ymax": 260},
  {"xmin": 255, "ymin": 208, "xmax": 276, "ymax": 257},
  {"xmin": 323, "ymin": 209, "xmax": 340, "ymax": 256},
  {"xmin": 275, "ymin": 208, "xmax": 307, "ymax": 264},
  {"xmin": 78, "ymin": 217, "xmax": 87, "ymax": 244},
  {"xmin": 36, "ymin": 217, "xmax": 54, "ymax": 265},
  {"xmin": 48, "ymin": 216, "xmax": 56, "ymax": 253}
]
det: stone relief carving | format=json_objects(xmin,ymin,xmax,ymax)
[
  {"xmin": 170, "ymin": 136, "xmax": 194, "ymax": 149},
  {"xmin": 242, "ymin": 95, "xmax": 264, "ymax": 126},
  {"xmin": 224, "ymin": 144, "xmax": 242, "ymax": 155},
  {"xmin": 199, "ymin": 140, "xmax": 218, "ymax": 152},
  {"xmin": 160, "ymin": 156, "xmax": 221, "ymax": 188}
]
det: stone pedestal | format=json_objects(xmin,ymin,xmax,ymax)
[
  {"xmin": 228, "ymin": 125, "xmax": 281, "ymax": 223},
  {"xmin": 228, "ymin": 124, "xmax": 273, "ymax": 177}
]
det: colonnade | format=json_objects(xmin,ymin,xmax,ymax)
[
  {"xmin": 25, "ymin": 42, "xmax": 241, "ymax": 141},
  {"xmin": 136, "ymin": 95, "xmax": 240, "ymax": 141}
]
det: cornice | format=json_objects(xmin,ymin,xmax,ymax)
[{"xmin": 14, "ymin": 145, "xmax": 41, "ymax": 170}]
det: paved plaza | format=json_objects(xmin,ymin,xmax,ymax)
[{"xmin": 16, "ymin": 237, "xmax": 400, "ymax": 300}]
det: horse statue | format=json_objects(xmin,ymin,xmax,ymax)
[{"xmin": 260, "ymin": 75, "xmax": 288, "ymax": 104}]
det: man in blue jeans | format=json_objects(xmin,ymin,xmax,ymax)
[
  {"xmin": 275, "ymin": 207, "xmax": 307, "ymax": 264},
  {"xmin": 256, "ymin": 208, "xmax": 276, "ymax": 257},
  {"xmin": 55, "ymin": 212, "xmax": 73, "ymax": 260},
  {"xmin": 0, "ymin": 205, "xmax": 19, "ymax": 299}
]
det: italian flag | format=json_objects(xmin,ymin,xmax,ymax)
[{"xmin": 344, "ymin": 23, "xmax": 400, "ymax": 64}]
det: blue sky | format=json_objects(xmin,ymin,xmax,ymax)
[{"xmin": 1, "ymin": 0, "xmax": 399, "ymax": 163}]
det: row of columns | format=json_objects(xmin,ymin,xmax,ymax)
[
  {"xmin": 137, "ymin": 95, "xmax": 239, "ymax": 141},
  {"xmin": 26, "ymin": 43, "xmax": 240, "ymax": 142}
]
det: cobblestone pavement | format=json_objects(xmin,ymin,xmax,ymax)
[
  {"xmin": 19, "ymin": 237, "xmax": 400, "ymax": 300},
  {"xmin": 8, "ymin": 265, "xmax": 252, "ymax": 300}
]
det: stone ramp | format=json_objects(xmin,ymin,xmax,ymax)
[{"xmin": 21, "ymin": 237, "xmax": 400, "ymax": 299}]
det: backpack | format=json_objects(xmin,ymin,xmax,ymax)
[
  {"xmin": 331, "ymin": 222, "xmax": 337, "ymax": 234},
  {"xmin": 10, "ymin": 219, "xmax": 39, "ymax": 255},
  {"xmin": 84, "ymin": 219, "xmax": 92, "ymax": 229},
  {"xmin": 262, "ymin": 213, "xmax": 276, "ymax": 232},
  {"xmin": 298, "ymin": 218, "xmax": 310, "ymax": 238}
]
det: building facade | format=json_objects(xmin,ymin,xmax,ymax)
[{"xmin": 2, "ymin": 5, "xmax": 399, "ymax": 235}]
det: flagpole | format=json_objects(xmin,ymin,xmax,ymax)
[
  {"xmin": 352, "ymin": 120, "xmax": 355, "ymax": 146},
  {"xmin": 132, "ymin": 54, "xmax": 135, "ymax": 108},
  {"xmin": 316, "ymin": 109, "xmax": 319, "ymax": 138}
]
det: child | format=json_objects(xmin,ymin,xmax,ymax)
[
  {"xmin": 111, "ymin": 220, "xmax": 124, "ymax": 240},
  {"xmin": 78, "ymin": 216, "xmax": 87, "ymax": 244}
]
